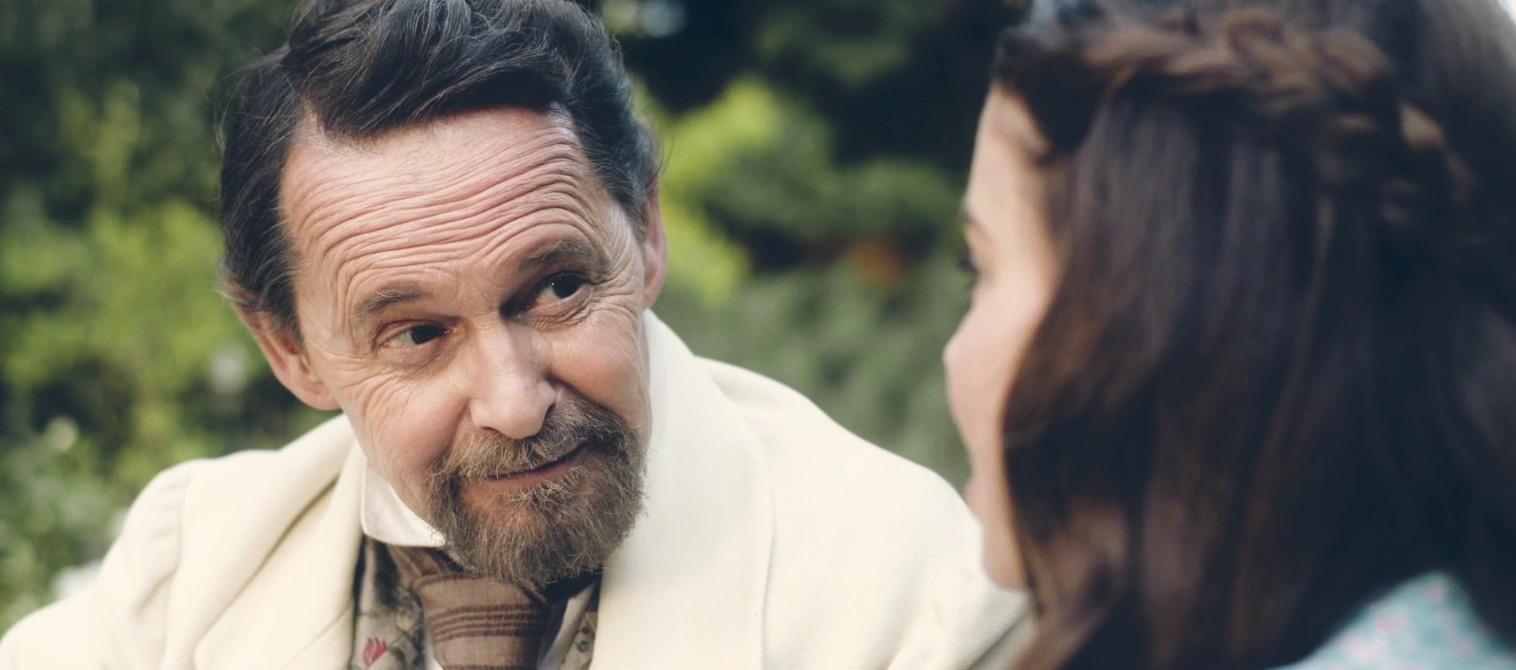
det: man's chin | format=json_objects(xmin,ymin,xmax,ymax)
[{"xmin": 434, "ymin": 449, "xmax": 646, "ymax": 589}]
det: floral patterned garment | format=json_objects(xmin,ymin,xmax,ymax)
[
  {"xmin": 349, "ymin": 538, "xmax": 599, "ymax": 670},
  {"xmin": 1275, "ymin": 572, "xmax": 1516, "ymax": 670}
]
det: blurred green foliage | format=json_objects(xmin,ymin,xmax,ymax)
[{"xmin": 0, "ymin": 0, "xmax": 1023, "ymax": 629}]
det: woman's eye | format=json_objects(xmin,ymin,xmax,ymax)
[
  {"xmin": 959, "ymin": 250, "xmax": 981, "ymax": 291},
  {"xmin": 539, "ymin": 274, "xmax": 587, "ymax": 302},
  {"xmin": 958, "ymin": 249, "xmax": 980, "ymax": 277},
  {"xmin": 384, "ymin": 324, "xmax": 446, "ymax": 348}
]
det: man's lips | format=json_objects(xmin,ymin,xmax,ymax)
[{"xmin": 482, "ymin": 442, "xmax": 589, "ymax": 482}]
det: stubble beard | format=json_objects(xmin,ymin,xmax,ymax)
[{"xmin": 422, "ymin": 392, "xmax": 647, "ymax": 591}]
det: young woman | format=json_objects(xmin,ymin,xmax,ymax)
[{"xmin": 945, "ymin": 0, "xmax": 1516, "ymax": 668}]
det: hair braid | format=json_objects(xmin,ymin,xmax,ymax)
[{"xmin": 1003, "ymin": 8, "xmax": 1489, "ymax": 294}]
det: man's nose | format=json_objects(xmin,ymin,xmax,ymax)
[{"xmin": 465, "ymin": 325, "xmax": 555, "ymax": 440}]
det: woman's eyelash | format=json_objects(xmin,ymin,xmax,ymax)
[{"xmin": 958, "ymin": 250, "xmax": 979, "ymax": 276}]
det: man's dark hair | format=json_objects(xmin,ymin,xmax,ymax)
[{"xmin": 218, "ymin": 0, "xmax": 658, "ymax": 335}]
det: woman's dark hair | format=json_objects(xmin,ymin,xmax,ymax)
[
  {"xmin": 989, "ymin": 1, "xmax": 1516, "ymax": 669},
  {"xmin": 217, "ymin": 0, "xmax": 658, "ymax": 336}
]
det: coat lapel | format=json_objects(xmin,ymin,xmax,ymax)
[
  {"xmin": 197, "ymin": 440, "xmax": 367, "ymax": 670},
  {"xmin": 591, "ymin": 314, "xmax": 775, "ymax": 670}
]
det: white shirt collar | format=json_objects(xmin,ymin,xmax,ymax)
[
  {"xmin": 359, "ymin": 457, "xmax": 447, "ymax": 547},
  {"xmin": 359, "ymin": 312, "xmax": 667, "ymax": 548}
]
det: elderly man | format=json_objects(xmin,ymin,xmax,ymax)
[{"xmin": 0, "ymin": 0, "xmax": 1028, "ymax": 668}]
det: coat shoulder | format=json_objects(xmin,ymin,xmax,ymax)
[
  {"xmin": 0, "ymin": 415, "xmax": 357, "ymax": 669},
  {"xmin": 697, "ymin": 357, "xmax": 967, "ymax": 524},
  {"xmin": 172, "ymin": 414, "xmax": 356, "ymax": 528}
]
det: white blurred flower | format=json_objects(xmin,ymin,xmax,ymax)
[
  {"xmin": 208, "ymin": 345, "xmax": 250, "ymax": 397},
  {"xmin": 43, "ymin": 416, "xmax": 79, "ymax": 453}
]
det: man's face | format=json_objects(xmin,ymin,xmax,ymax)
[{"xmin": 256, "ymin": 107, "xmax": 666, "ymax": 588}]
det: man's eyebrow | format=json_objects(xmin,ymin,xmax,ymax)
[
  {"xmin": 355, "ymin": 284, "xmax": 431, "ymax": 322},
  {"xmin": 351, "ymin": 238, "xmax": 601, "ymax": 323},
  {"xmin": 519, "ymin": 237, "xmax": 602, "ymax": 274}
]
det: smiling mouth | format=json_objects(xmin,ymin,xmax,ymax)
[{"xmin": 484, "ymin": 442, "xmax": 589, "ymax": 482}]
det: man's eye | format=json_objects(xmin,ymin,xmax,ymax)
[
  {"xmin": 384, "ymin": 325, "xmax": 446, "ymax": 348},
  {"xmin": 538, "ymin": 273, "xmax": 587, "ymax": 302}
]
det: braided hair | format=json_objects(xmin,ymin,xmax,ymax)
[{"xmin": 988, "ymin": 7, "xmax": 1516, "ymax": 670}]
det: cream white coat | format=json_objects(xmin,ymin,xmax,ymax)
[{"xmin": 1, "ymin": 315, "xmax": 1030, "ymax": 669}]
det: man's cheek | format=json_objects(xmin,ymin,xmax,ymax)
[
  {"xmin": 559, "ymin": 333, "xmax": 647, "ymax": 421},
  {"xmin": 358, "ymin": 380, "xmax": 455, "ymax": 477}
]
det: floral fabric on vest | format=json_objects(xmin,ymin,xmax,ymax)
[{"xmin": 348, "ymin": 538, "xmax": 598, "ymax": 670}]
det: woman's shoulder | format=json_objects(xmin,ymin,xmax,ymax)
[{"xmin": 1276, "ymin": 573, "xmax": 1516, "ymax": 670}]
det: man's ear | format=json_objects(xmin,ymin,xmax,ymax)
[
  {"xmin": 638, "ymin": 189, "xmax": 669, "ymax": 309},
  {"xmin": 239, "ymin": 309, "xmax": 340, "ymax": 411}
]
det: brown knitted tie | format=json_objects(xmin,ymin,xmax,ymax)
[{"xmin": 386, "ymin": 545, "xmax": 552, "ymax": 670}]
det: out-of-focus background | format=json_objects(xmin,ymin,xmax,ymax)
[{"xmin": 0, "ymin": 0, "xmax": 1024, "ymax": 628}]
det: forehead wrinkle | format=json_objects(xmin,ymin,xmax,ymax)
[
  {"xmin": 283, "ymin": 170, "xmax": 395, "ymax": 237},
  {"xmin": 467, "ymin": 194, "xmax": 608, "ymax": 269},
  {"xmin": 466, "ymin": 225, "xmax": 606, "ymax": 287},
  {"xmin": 319, "ymin": 173, "xmax": 601, "ymax": 304},
  {"xmin": 418, "ymin": 125, "xmax": 584, "ymax": 190},
  {"xmin": 301, "ymin": 148, "xmax": 589, "ymax": 270},
  {"xmin": 278, "ymin": 110, "xmax": 619, "ymax": 335},
  {"xmin": 286, "ymin": 138, "xmax": 581, "ymax": 233},
  {"xmin": 340, "ymin": 217, "xmax": 595, "ymax": 293},
  {"xmin": 283, "ymin": 111, "xmax": 591, "ymax": 264},
  {"xmin": 396, "ymin": 138, "xmax": 586, "ymax": 213},
  {"xmin": 334, "ymin": 221, "xmax": 599, "ymax": 333}
]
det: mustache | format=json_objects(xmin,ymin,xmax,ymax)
[{"xmin": 431, "ymin": 394, "xmax": 632, "ymax": 482}]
